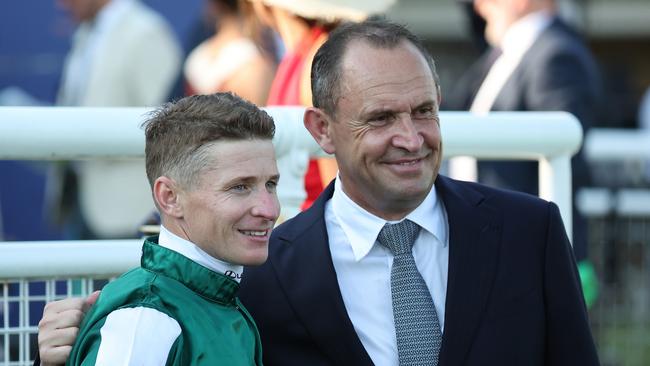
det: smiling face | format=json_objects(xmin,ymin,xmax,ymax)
[
  {"xmin": 178, "ymin": 139, "xmax": 280, "ymax": 266},
  {"xmin": 321, "ymin": 40, "xmax": 442, "ymax": 220}
]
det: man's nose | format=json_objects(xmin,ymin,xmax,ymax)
[
  {"xmin": 392, "ymin": 116, "xmax": 423, "ymax": 152},
  {"xmin": 251, "ymin": 190, "xmax": 280, "ymax": 221}
]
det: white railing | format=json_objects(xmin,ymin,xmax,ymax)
[
  {"xmin": 577, "ymin": 128, "xmax": 650, "ymax": 218},
  {"xmin": 0, "ymin": 107, "xmax": 582, "ymax": 365},
  {"xmin": 584, "ymin": 128, "xmax": 650, "ymax": 162},
  {"xmin": 0, "ymin": 107, "xmax": 582, "ymax": 239},
  {"xmin": 0, "ymin": 240, "xmax": 142, "ymax": 279}
]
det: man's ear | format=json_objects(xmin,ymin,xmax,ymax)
[
  {"xmin": 153, "ymin": 176, "xmax": 183, "ymax": 218},
  {"xmin": 304, "ymin": 107, "xmax": 335, "ymax": 154}
]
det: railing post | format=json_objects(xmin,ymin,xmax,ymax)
[{"xmin": 539, "ymin": 156, "xmax": 573, "ymax": 243}]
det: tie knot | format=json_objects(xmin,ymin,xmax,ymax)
[{"xmin": 377, "ymin": 220, "xmax": 421, "ymax": 255}]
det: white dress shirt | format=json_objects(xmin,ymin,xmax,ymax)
[{"xmin": 326, "ymin": 178, "xmax": 449, "ymax": 366}]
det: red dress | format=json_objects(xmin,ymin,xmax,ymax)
[{"xmin": 266, "ymin": 26, "xmax": 326, "ymax": 210}]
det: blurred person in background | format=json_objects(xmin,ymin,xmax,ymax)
[
  {"xmin": 52, "ymin": 0, "xmax": 182, "ymax": 239},
  {"xmin": 248, "ymin": 0, "xmax": 396, "ymax": 221},
  {"xmin": 445, "ymin": 0, "xmax": 603, "ymax": 307},
  {"xmin": 183, "ymin": 0, "xmax": 276, "ymax": 105}
]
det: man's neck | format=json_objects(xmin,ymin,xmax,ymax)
[
  {"xmin": 336, "ymin": 176, "xmax": 431, "ymax": 222},
  {"xmin": 158, "ymin": 224, "xmax": 244, "ymax": 282}
]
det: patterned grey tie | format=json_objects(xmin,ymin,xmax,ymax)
[{"xmin": 377, "ymin": 220, "xmax": 442, "ymax": 365}]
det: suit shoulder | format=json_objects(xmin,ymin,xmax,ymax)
[
  {"xmin": 455, "ymin": 179, "xmax": 553, "ymax": 212},
  {"xmin": 449, "ymin": 179, "xmax": 565, "ymax": 241}
]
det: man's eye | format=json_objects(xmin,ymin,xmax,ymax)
[
  {"xmin": 368, "ymin": 114, "xmax": 392, "ymax": 126},
  {"xmin": 266, "ymin": 181, "xmax": 278, "ymax": 191},
  {"xmin": 414, "ymin": 107, "xmax": 435, "ymax": 119},
  {"xmin": 231, "ymin": 184, "xmax": 249, "ymax": 192}
]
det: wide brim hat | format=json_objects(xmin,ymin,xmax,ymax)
[{"xmin": 254, "ymin": 0, "xmax": 397, "ymax": 22}]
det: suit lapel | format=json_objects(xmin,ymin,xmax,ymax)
[
  {"xmin": 269, "ymin": 181, "xmax": 373, "ymax": 365},
  {"xmin": 436, "ymin": 176, "xmax": 502, "ymax": 365}
]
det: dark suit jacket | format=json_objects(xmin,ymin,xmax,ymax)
[
  {"xmin": 445, "ymin": 18, "xmax": 603, "ymax": 260},
  {"xmin": 239, "ymin": 176, "xmax": 599, "ymax": 365}
]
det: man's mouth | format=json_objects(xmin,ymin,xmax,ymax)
[
  {"xmin": 239, "ymin": 230, "xmax": 269, "ymax": 237},
  {"xmin": 386, "ymin": 154, "xmax": 428, "ymax": 165},
  {"xmin": 394, "ymin": 158, "xmax": 422, "ymax": 166}
]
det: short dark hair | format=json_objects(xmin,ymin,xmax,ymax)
[
  {"xmin": 143, "ymin": 92, "xmax": 275, "ymax": 189},
  {"xmin": 311, "ymin": 19, "xmax": 440, "ymax": 116}
]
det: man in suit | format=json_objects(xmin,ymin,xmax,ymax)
[
  {"xmin": 35, "ymin": 19, "xmax": 598, "ymax": 366},
  {"xmin": 445, "ymin": 0, "xmax": 604, "ymax": 266},
  {"xmin": 239, "ymin": 19, "xmax": 599, "ymax": 366}
]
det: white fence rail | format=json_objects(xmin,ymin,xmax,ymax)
[
  {"xmin": 0, "ymin": 240, "xmax": 142, "ymax": 279},
  {"xmin": 0, "ymin": 107, "xmax": 583, "ymax": 237},
  {"xmin": 584, "ymin": 128, "xmax": 650, "ymax": 162},
  {"xmin": 0, "ymin": 107, "xmax": 583, "ymax": 365},
  {"xmin": 578, "ymin": 128, "xmax": 650, "ymax": 218}
]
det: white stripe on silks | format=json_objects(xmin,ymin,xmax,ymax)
[{"xmin": 95, "ymin": 307, "xmax": 181, "ymax": 365}]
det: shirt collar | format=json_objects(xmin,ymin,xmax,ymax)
[
  {"xmin": 501, "ymin": 10, "xmax": 553, "ymax": 58},
  {"xmin": 331, "ymin": 176, "xmax": 447, "ymax": 262},
  {"xmin": 142, "ymin": 237, "xmax": 239, "ymax": 304},
  {"xmin": 159, "ymin": 225, "xmax": 244, "ymax": 282}
]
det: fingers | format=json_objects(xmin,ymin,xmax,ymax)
[
  {"xmin": 40, "ymin": 342, "xmax": 74, "ymax": 365},
  {"xmin": 38, "ymin": 326, "xmax": 78, "ymax": 365},
  {"xmin": 38, "ymin": 297, "xmax": 92, "ymax": 365},
  {"xmin": 42, "ymin": 297, "xmax": 88, "ymax": 317},
  {"xmin": 39, "ymin": 308, "xmax": 86, "ymax": 334},
  {"xmin": 39, "ymin": 298, "xmax": 88, "ymax": 330},
  {"xmin": 83, "ymin": 291, "xmax": 101, "ymax": 312}
]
